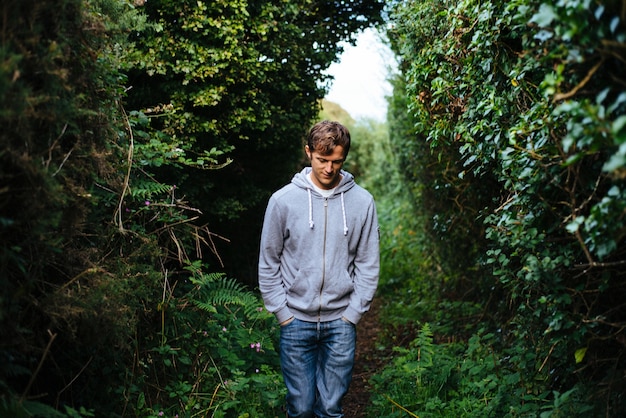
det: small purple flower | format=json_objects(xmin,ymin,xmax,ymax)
[
  {"xmin": 250, "ymin": 342, "xmax": 261, "ymax": 352},
  {"xmin": 256, "ymin": 368, "xmax": 260, "ymax": 373},
  {"xmin": 158, "ymin": 412, "xmax": 164, "ymax": 417},
  {"xmin": 222, "ymin": 327, "xmax": 227, "ymax": 332},
  {"xmin": 203, "ymin": 331, "xmax": 208, "ymax": 337},
  {"xmin": 145, "ymin": 200, "xmax": 151, "ymax": 206}
]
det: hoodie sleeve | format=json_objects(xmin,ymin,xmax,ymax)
[
  {"xmin": 258, "ymin": 195, "xmax": 293, "ymax": 323},
  {"xmin": 342, "ymin": 198, "xmax": 380, "ymax": 325}
]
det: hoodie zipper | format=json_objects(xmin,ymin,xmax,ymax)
[{"xmin": 318, "ymin": 197, "xmax": 328, "ymax": 322}]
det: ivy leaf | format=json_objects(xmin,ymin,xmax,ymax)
[
  {"xmin": 575, "ymin": 347, "xmax": 587, "ymax": 364},
  {"xmin": 612, "ymin": 115, "xmax": 626, "ymax": 143},
  {"xmin": 565, "ymin": 216, "xmax": 585, "ymax": 234},
  {"xmin": 602, "ymin": 143, "xmax": 626, "ymax": 172},
  {"xmin": 530, "ymin": 4, "xmax": 557, "ymax": 27}
]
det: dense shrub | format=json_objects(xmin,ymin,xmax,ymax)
[
  {"xmin": 117, "ymin": 268, "xmax": 284, "ymax": 417},
  {"xmin": 372, "ymin": 0, "xmax": 626, "ymax": 415},
  {"xmin": 0, "ymin": 0, "xmax": 137, "ymax": 414}
]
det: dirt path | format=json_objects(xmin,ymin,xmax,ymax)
[{"xmin": 343, "ymin": 300, "xmax": 385, "ymax": 417}]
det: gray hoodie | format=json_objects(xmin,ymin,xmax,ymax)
[{"xmin": 258, "ymin": 167, "xmax": 380, "ymax": 325}]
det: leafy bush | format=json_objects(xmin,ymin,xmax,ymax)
[
  {"xmin": 0, "ymin": 0, "xmax": 142, "ymax": 414},
  {"xmin": 376, "ymin": 0, "xmax": 626, "ymax": 415}
]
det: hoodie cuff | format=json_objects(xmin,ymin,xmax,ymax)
[
  {"xmin": 342, "ymin": 306, "xmax": 362, "ymax": 325},
  {"xmin": 275, "ymin": 306, "xmax": 293, "ymax": 324}
]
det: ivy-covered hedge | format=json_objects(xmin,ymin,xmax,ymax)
[{"xmin": 377, "ymin": 0, "xmax": 626, "ymax": 415}]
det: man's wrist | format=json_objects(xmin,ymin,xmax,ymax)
[
  {"xmin": 341, "ymin": 316, "xmax": 354, "ymax": 325},
  {"xmin": 280, "ymin": 316, "xmax": 295, "ymax": 326}
]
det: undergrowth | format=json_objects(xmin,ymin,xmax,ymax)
[
  {"xmin": 369, "ymin": 322, "xmax": 593, "ymax": 418},
  {"xmin": 118, "ymin": 267, "xmax": 285, "ymax": 417},
  {"xmin": 368, "ymin": 183, "xmax": 599, "ymax": 416}
]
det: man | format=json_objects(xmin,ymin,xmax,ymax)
[{"xmin": 258, "ymin": 120, "xmax": 380, "ymax": 418}]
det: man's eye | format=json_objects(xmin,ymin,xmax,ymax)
[{"xmin": 316, "ymin": 157, "xmax": 343, "ymax": 165}]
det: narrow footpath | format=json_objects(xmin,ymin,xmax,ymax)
[{"xmin": 343, "ymin": 300, "xmax": 385, "ymax": 417}]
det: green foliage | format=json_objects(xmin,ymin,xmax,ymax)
[
  {"xmin": 0, "ymin": 397, "xmax": 94, "ymax": 418},
  {"xmin": 122, "ymin": 0, "xmax": 386, "ymax": 283},
  {"xmin": 0, "ymin": 0, "xmax": 146, "ymax": 413},
  {"xmin": 377, "ymin": 0, "xmax": 626, "ymax": 415},
  {"xmin": 119, "ymin": 267, "xmax": 284, "ymax": 417},
  {"xmin": 369, "ymin": 325, "xmax": 594, "ymax": 417},
  {"xmin": 319, "ymin": 99, "xmax": 355, "ymax": 125},
  {"xmin": 190, "ymin": 271, "xmax": 261, "ymax": 318},
  {"xmin": 1, "ymin": 0, "xmax": 385, "ymax": 416}
]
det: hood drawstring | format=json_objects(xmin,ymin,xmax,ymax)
[
  {"xmin": 341, "ymin": 192, "xmax": 348, "ymax": 236},
  {"xmin": 308, "ymin": 188, "xmax": 314, "ymax": 229}
]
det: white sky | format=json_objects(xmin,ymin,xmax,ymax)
[{"xmin": 324, "ymin": 28, "xmax": 398, "ymax": 122}]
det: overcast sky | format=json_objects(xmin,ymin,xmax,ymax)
[{"xmin": 324, "ymin": 28, "xmax": 398, "ymax": 122}]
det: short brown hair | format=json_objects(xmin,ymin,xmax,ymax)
[{"xmin": 306, "ymin": 120, "xmax": 351, "ymax": 157}]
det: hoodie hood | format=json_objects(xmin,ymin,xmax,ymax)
[
  {"xmin": 291, "ymin": 167, "xmax": 355, "ymax": 236},
  {"xmin": 291, "ymin": 166, "xmax": 356, "ymax": 193}
]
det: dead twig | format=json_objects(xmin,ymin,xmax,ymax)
[
  {"xmin": 114, "ymin": 103, "xmax": 134, "ymax": 233},
  {"xmin": 553, "ymin": 59, "xmax": 604, "ymax": 102},
  {"xmin": 20, "ymin": 330, "xmax": 57, "ymax": 402}
]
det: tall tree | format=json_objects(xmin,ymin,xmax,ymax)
[{"xmin": 123, "ymin": 0, "xmax": 385, "ymax": 282}]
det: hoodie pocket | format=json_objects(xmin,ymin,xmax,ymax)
[
  {"xmin": 285, "ymin": 268, "xmax": 321, "ymax": 314},
  {"xmin": 287, "ymin": 268, "xmax": 317, "ymax": 297},
  {"xmin": 324, "ymin": 270, "xmax": 354, "ymax": 307}
]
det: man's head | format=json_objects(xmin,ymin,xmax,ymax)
[
  {"xmin": 305, "ymin": 120, "xmax": 351, "ymax": 158},
  {"xmin": 305, "ymin": 121, "xmax": 351, "ymax": 190}
]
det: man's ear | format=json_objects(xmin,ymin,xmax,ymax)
[{"xmin": 305, "ymin": 145, "xmax": 311, "ymax": 160}]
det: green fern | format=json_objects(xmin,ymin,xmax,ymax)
[
  {"xmin": 191, "ymin": 272, "xmax": 262, "ymax": 319},
  {"xmin": 411, "ymin": 322, "xmax": 435, "ymax": 366},
  {"xmin": 129, "ymin": 178, "xmax": 172, "ymax": 200}
]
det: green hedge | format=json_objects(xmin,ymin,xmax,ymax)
[{"xmin": 375, "ymin": 0, "xmax": 626, "ymax": 415}]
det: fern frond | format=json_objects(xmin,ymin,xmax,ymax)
[
  {"xmin": 129, "ymin": 178, "xmax": 171, "ymax": 199},
  {"xmin": 188, "ymin": 271, "xmax": 224, "ymax": 286},
  {"xmin": 192, "ymin": 274, "xmax": 262, "ymax": 319},
  {"xmin": 193, "ymin": 300, "xmax": 217, "ymax": 314}
]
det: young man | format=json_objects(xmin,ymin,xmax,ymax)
[{"xmin": 258, "ymin": 120, "xmax": 380, "ymax": 418}]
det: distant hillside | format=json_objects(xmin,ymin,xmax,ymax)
[{"xmin": 319, "ymin": 99, "xmax": 355, "ymax": 125}]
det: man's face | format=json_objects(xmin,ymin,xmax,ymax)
[{"xmin": 306, "ymin": 145, "xmax": 345, "ymax": 190}]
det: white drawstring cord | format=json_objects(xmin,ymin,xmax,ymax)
[
  {"xmin": 308, "ymin": 188, "xmax": 314, "ymax": 229},
  {"xmin": 341, "ymin": 192, "xmax": 348, "ymax": 236}
]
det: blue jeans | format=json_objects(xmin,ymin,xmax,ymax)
[{"xmin": 280, "ymin": 318, "xmax": 356, "ymax": 418}]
